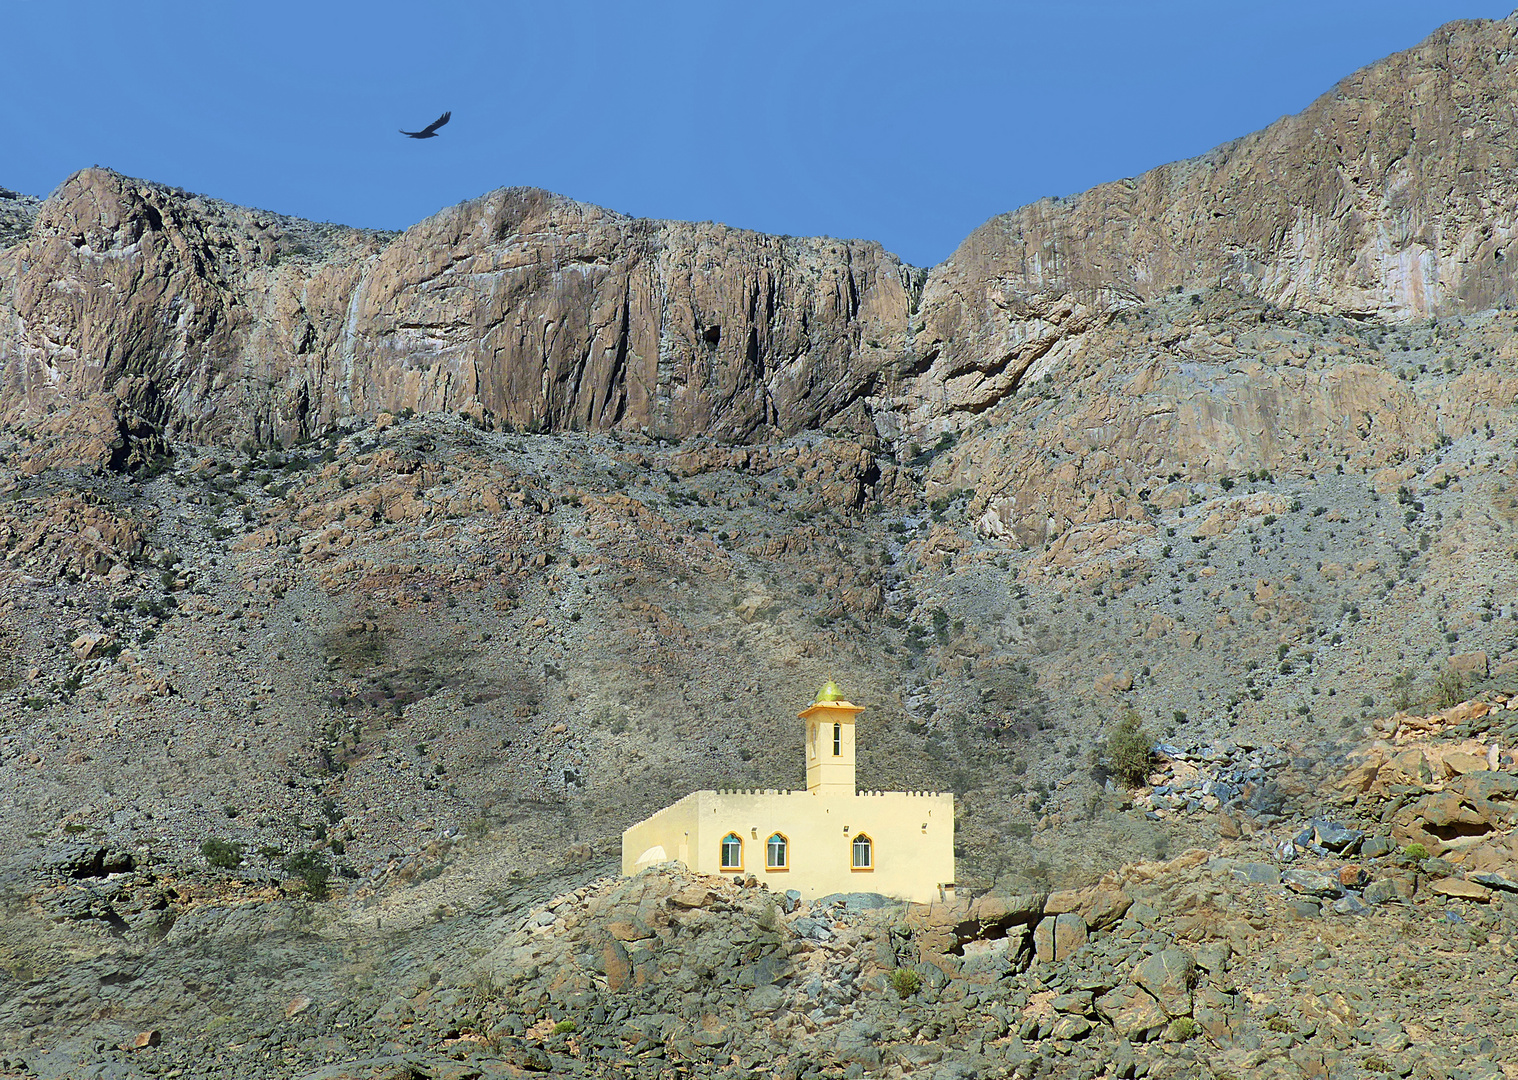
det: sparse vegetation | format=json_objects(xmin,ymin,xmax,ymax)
[
  {"xmin": 201, "ymin": 837, "xmax": 244, "ymax": 869},
  {"xmin": 1100, "ymin": 710, "xmax": 1154, "ymax": 786},
  {"xmin": 889, "ymin": 968, "xmax": 921, "ymax": 998},
  {"xmin": 283, "ymin": 850, "xmax": 333, "ymax": 900}
]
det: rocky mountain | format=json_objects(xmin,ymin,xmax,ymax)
[
  {"xmin": 901, "ymin": 15, "xmax": 1518, "ymax": 429},
  {"xmin": 9, "ymin": 19, "xmax": 1518, "ymax": 463},
  {"xmin": 0, "ymin": 171, "xmax": 916, "ymax": 452},
  {"xmin": 4, "ymin": 12, "xmax": 1518, "ymax": 1080}
]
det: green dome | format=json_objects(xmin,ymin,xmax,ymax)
[{"xmin": 815, "ymin": 680, "xmax": 844, "ymax": 703}]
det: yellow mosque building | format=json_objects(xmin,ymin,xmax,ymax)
[{"xmin": 621, "ymin": 682, "xmax": 955, "ymax": 904}]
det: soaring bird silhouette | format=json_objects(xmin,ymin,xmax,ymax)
[{"xmin": 400, "ymin": 111, "xmax": 451, "ymax": 139}]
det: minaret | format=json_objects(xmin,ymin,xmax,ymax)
[{"xmin": 799, "ymin": 680, "xmax": 863, "ymax": 795}]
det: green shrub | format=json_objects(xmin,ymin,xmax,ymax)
[
  {"xmin": 201, "ymin": 837, "xmax": 244, "ymax": 869},
  {"xmin": 1105, "ymin": 710, "xmax": 1154, "ymax": 786},
  {"xmin": 283, "ymin": 850, "xmax": 332, "ymax": 899},
  {"xmin": 1432, "ymin": 667, "xmax": 1465, "ymax": 709},
  {"xmin": 552, "ymin": 1020, "xmax": 577, "ymax": 1035},
  {"xmin": 1166, "ymin": 1017, "xmax": 1201, "ymax": 1042},
  {"xmin": 1401, "ymin": 843, "xmax": 1429, "ymax": 861},
  {"xmin": 889, "ymin": 968, "xmax": 921, "ymax": 998}
]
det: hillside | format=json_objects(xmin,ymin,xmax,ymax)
[{"xmin": 3, "ymin": 12, "xmax": 1518, "ymax": 1080}]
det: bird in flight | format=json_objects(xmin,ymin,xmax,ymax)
[{"xmin": 400, "ymin": 111, "xmax": 451, "ymax": 139}]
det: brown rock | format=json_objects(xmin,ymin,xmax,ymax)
[
  {"xmin": 602, "ymin": 938, "xmax": 633, "ymax": 992},
  {"xmin": 1338, "ymin": 866, "xmax": 1371, "ymax": 889},
  {"xmin": 1426, "ymin": 877, "xmax": 1492, "ymax": 902},
  {"xmin": 668, "ymin": 884, "xmax": 719, "ymax": 909},
  {"xmin": 130, "ymin": 1030, "xmax": 161, "ymax": 1050},
  {"xmin": 605, "ymin": 918, "xmax": 653, "ymax": 942},
  {"xmin": 1044, "ymin": 886, "xmax": 1132, "ymax": 930},
  {"xmin": 70, "ymin": 633, "xmax": 114, "ymax": 661},
  {"xmin": 1034, "ymin": 912, "xmax": 1088, "ymax": 962},
  {"xmin": 1449, "ymin": 652, "xmax": 1490, "ymax": 679},
  {"xmin": 1442, "ymin": 751, "xmax": 1489, "ymax": 777},
  {"xmin": 1094, "ymin": 669, "xmax": 1134, "ymax": 696},
  {"xmin": 0, "ymin": 168, "xmax": 914, "ymax": 449}
]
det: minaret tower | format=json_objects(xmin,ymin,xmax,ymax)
[{"xmin": 799, "ymin": 680, "xmax": 863, "ymax": 795}]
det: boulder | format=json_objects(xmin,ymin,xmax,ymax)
[
  {"xmin": 1426, "ymin": 877, "xmax": 1492, "ymax": 902},
  {"xmin": 1096, "ymin": 984, "xmax": 1169, "ymax": 1042},
  {"xmin": 1033, "ymin": 912, "xmax": 1088, "ymax": 963},
  {"xmin": 1132, "ymin": 948, "xmax": 1197, "ymax": 1018},
  {"xmin": 1044, "ymin": 885, "xmax": 1132, "ymax": 930},
  {"xmin": 1282, "ymin": 870, "xmax": 1343, "ymax": 898}
]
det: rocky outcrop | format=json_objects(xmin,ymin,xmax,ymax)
[
  {"xmin": 10, "ymin": 18, "xmax": 1518, "ymax": 458},
  {"xmin": 0, "ymin": 186, "xmax": 39, "ymax": 249},
  {"xmin": 900, "ymin": 14, "xmax": 1518, "ymax": 426},
  {"xmin": 0, "ymin": 169, "xmax": 917, "ymax": 453}
]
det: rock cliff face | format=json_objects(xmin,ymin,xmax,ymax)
[
  {"xmin": 900, "ymin": 14, "xmax": 1518, "ymax": 426},
  {"xmin": 6, "ymin": 17, "xmax": 1518, "ymax": 453},
  {"xmin": 0, "ymin": 172, "xmax": 917, "ymax": 449}
]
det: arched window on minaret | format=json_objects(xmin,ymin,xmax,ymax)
[{"xmin": 799, "ymin": 680, "xmax": 862, "ymax": 795}]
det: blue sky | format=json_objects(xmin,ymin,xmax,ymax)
[{"xmin": 2, "ymin": 1, "xmax": 1510, "ymax": 266}]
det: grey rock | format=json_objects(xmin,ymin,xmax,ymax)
[
  {"xmin": 1469, "ymin": 872, "xmax": 1518, "ymax": 893},
  {"xmin": 36, "ymin": 844, "xmax": 107, "ymax": 879},
  {"xmin": 1051, "ymin": 1014, "xmax": 1092, "ymax": 1040},
  {"xmin": 1231, "ymin": 862, "xmax": 1281, "ymax": 885},
  {"xmin": 1282, "ymin": 869, "xmax": 1343, "ymax": 898},
  {"xmin": 1332, "ymin": 893, "xmax": 1369, "ymax": 916},
  {"xmin": 1194, "ymin": 942, "xmax": 1231, "ymax": 975},
  {"xmin": 1362, "ymin": 879, "xmax": 1401, "ymax": 905},
  {"xmin": 815, "ymin": 891, "xmax": 894, "ymax": 912},
  {"xmin": 792, "ymin": 917, "xmax": 831, "ymax": 941},
  {"xmin": 1312, "ymin": 821, "xmax": 1363, "ymax": 851}
]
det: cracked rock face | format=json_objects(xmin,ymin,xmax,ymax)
[
  {"xmin": 898, "ymin": 14, "xmax": 1518, "ymax": 427},
  {"xmin": 0, "ymin": 171, "xmax": 916, "ymax": 450},
  {"xmin": 9, "ymin": 21, "xmax": 1518, "ymax": 455}
]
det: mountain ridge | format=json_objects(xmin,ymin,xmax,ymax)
[{"xmin": 8, "ymin": 17, "xmax": 1518, "ymax": 454}]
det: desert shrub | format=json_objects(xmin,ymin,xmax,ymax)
[
  {"xmin": 552, "ymin": 1020, "xmax": 577, "ymax": 1035},
  {"xmin": 201, "ymin": 837, "xmax": 244, "ymax": 869},
  {"xmin": 1432, "ymin": 667, "xmax": 1465, "ymax": 709},
  {"xmin": 283, "ymin": 850, "xmax": 332, "ymax": 899},
  {"xmin": 1104, "ymin": 710, "xmax": 1154, "ymax": 785},
  {"xmin": 1401, "ymin": 843, "xmax": 1429, "ymax": 861},
  {"xmin": 1166, "ymin": 1017, "xmax": 1201, "ymax": 1041},
  {"xmin": 889, "ymin": 968, "xmax": 921, "ymax": 998}
]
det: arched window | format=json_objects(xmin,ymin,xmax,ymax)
[
  {"xmin": 766, "ymin": 833, "xmax": 788, "ymax": 870},
  {"xmin": 720, "ymin": 832, "xmax": 743, "ymax": 871},
  {"xmin": 851, "ymin": 833, "xmax": 873, "ymax": 870},
  {"xmin": 833, "ymin": 722, "xmax": 841, "ymax": 756}
]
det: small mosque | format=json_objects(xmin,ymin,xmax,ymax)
[{"xmin": 621, "ymin": 682, "xmax": 955, "ymax": 904}]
